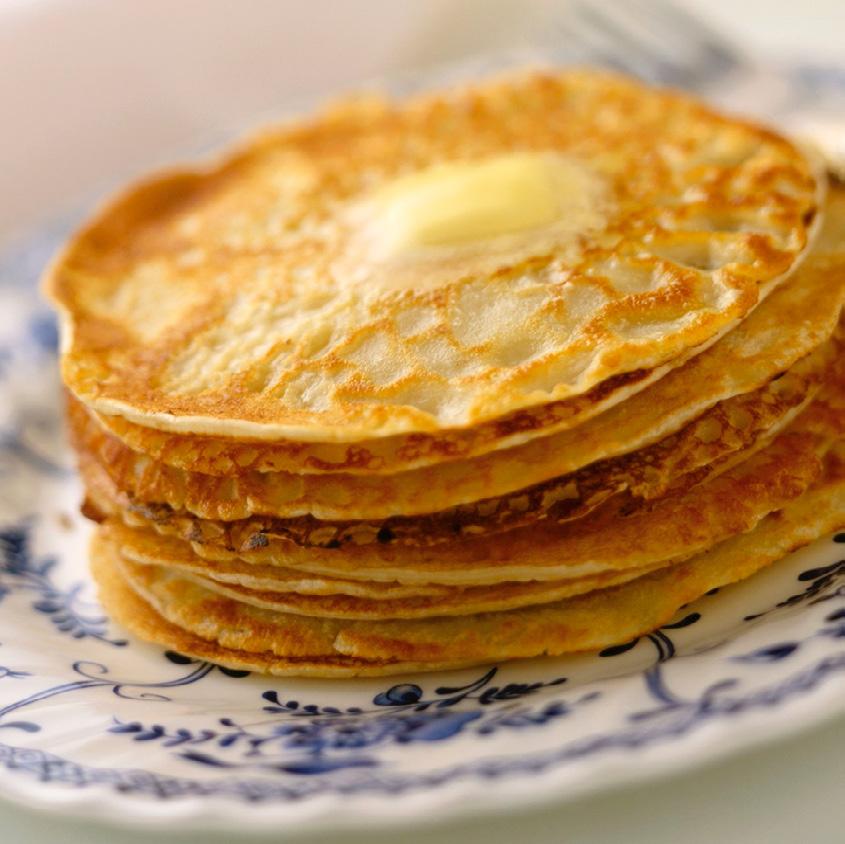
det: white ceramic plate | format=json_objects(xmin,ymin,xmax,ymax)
[{"xmin": 0, "ymin": 208, "xmax": 843, "ymax": 835}]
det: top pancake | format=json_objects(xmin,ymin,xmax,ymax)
[
  {"xmin": 80, "ymin": 182, "xmax": 845, "ymax": 479},
  {"xmin": 46, "ymin": 69, "xmax": 821, "ymax": 442}
]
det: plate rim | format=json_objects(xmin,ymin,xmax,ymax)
[{"xmin": 0, "ymin": 616, "xmax": 843, "ymax": 835}]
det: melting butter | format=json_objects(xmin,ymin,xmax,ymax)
[
  {"xmin": 374, "ymin": 153, "xmax": 602, "ymax": 254},
  {"xmin": 339, "ymin": 152, "xmax": 607, "ymax": 293}
]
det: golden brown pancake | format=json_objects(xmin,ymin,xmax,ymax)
[
  {"xmin": 105, "ymin": 521, "xmax": 451, "ymax": 599},
  {"xmin": 88, "ymin": 182, "xmax": 845, "ymax": 477},
  {"xmin": 109, "ymin": 519, "xmax": 671, "ymax": 619},
  {"xmin": 92, "ymin": 447, "xmax": 845, "ymax": 676},
  {"xmin": 46, "ymin": 70, "xmax": 820, "ymax": 443},
  {"xmin": 334, "ymin": 453, "xmax": 845, "ymax": 664},
  {"xmin": 49, "ymin": 70, "xmax": 843, "ymax": 680},
  {"xmin": 68, "ymin": 338, "xmax": 830, "ymax": 528},
  {"xmin": 80, "ymin": 382, "xmax": 841, "ymax": 586},
  {"xmin": 91, "ymin": 541, "xmax": 477, "ymax": 678}
]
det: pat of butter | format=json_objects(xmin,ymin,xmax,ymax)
[
  {"xmin": 337, "ymin": 152, "xmax": 606, "ymax": 294},
  {"xmin": 373, "ymin": 153, "xmax": 597, "ymax": 254}
]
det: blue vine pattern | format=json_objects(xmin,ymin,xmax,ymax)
[
  {"xmin": 0, "ymin": 651, "xmax": 250, "ymax": 735},
  {"xmin": 598, "ymin": 610, "xmax": 703, "ymax": 661},
  {"xmin": 90, "ymin": 536, "xmax": 845, "ymax": 784},
  {"xmin": 0, "ymin": 526, "xmax": 127, "ymax": 646},
  {"xmin": 107, "ymin": 669, "xmax": 583, "ymax": 775},
  {"xmin": 0, "ymin": 662, "xmax": 29, "ymax": 682},
  {"xmin": 0, "ymin": 524, "xmax": 838, "ymax": 794},
  {"xmin": 745, "ymin": 537, "xmax": 845, "ymax": 622},
  {"xmin": 733, "ymin": 605, "xmax": 845, "ymax": 664},
  {"xmin": 0, "ymin": 651, "xmax": 843, "ymax": 802}
]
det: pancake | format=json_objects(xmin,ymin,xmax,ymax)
[
  {"xmin": 93, "ymin": 447, "xmax": 845, "ymax": 676},
  {"xmin": 76, "ymin": 409, "xmax": 823, "ymax": 557},
  {"xmin": 68, "ymin": 338, "xmax": 831, "ymax": 530},
  {"xmin": 109, "ymin": 520, "xmax": 671, "ymax": 619},
  {"xmin": 812, "ymin": 175, "xmax": 845, "ymax": 259},
  {"xmin": 91, "ymin": 542, "xmax": 475, "ymax": 678},
  {"xmin": 78, "ymin": 365, "xmax": 835, "ymax": 554},
  {"xmin": 94, "ymin": 362, "xmax": 663, "ymax": 476},
  {"xmin": 89, "ymin": 182, "xmax": 845, "ymax": 477},
  {"xmin": 46, "ymin": 69, "xmax": 821, "ymax": 443},
  {"xmin": 335, "ymin": 451, "xmax": 845, "ymax": 663},
  {"xmin": 49, "ymin": 69, "xmax": 843, "ymax": 681},
  {"xmin": 81, "ymin": 385, "xmax": 839, "ymax": 586},
  {"xmin": 106, "ymin": 520, "xmax": 449, "ymax": 599}
]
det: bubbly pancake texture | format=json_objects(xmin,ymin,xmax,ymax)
[
  {"xmin": 48, "ymin": 69, "xmax": 821, "ymax": 441},
  {"xmin": 93, "ymin": 365, "xmax": 662, "ymax": 476},
  {"xmin": 89, "ymin": 254, "xmax": 845, "ymax": 477}
]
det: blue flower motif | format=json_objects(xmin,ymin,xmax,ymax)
[{"xmin": 102, "ymin": 668, "xmax": 584, "ymax": 775}]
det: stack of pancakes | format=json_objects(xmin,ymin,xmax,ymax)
[{"xmin": 45, "ymin": 70, "xmax": 845, "ymax": 677}]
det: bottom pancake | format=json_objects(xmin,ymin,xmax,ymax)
[
  {"xmin": 91, "ymin": 447, "xmax": 845, "ymax": 677},
  {"xmin": 91, "ymin": 546, "xmax": 478, "ymax": 678}
]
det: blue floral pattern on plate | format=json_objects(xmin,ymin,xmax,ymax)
[{"xmin": 0, "ymin": 181, "xmax": 843, "ymax": 835}]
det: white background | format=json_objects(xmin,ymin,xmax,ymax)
[{"xmin": 0, "ymin": 1, "xmax": 843, "ymax": 841}]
